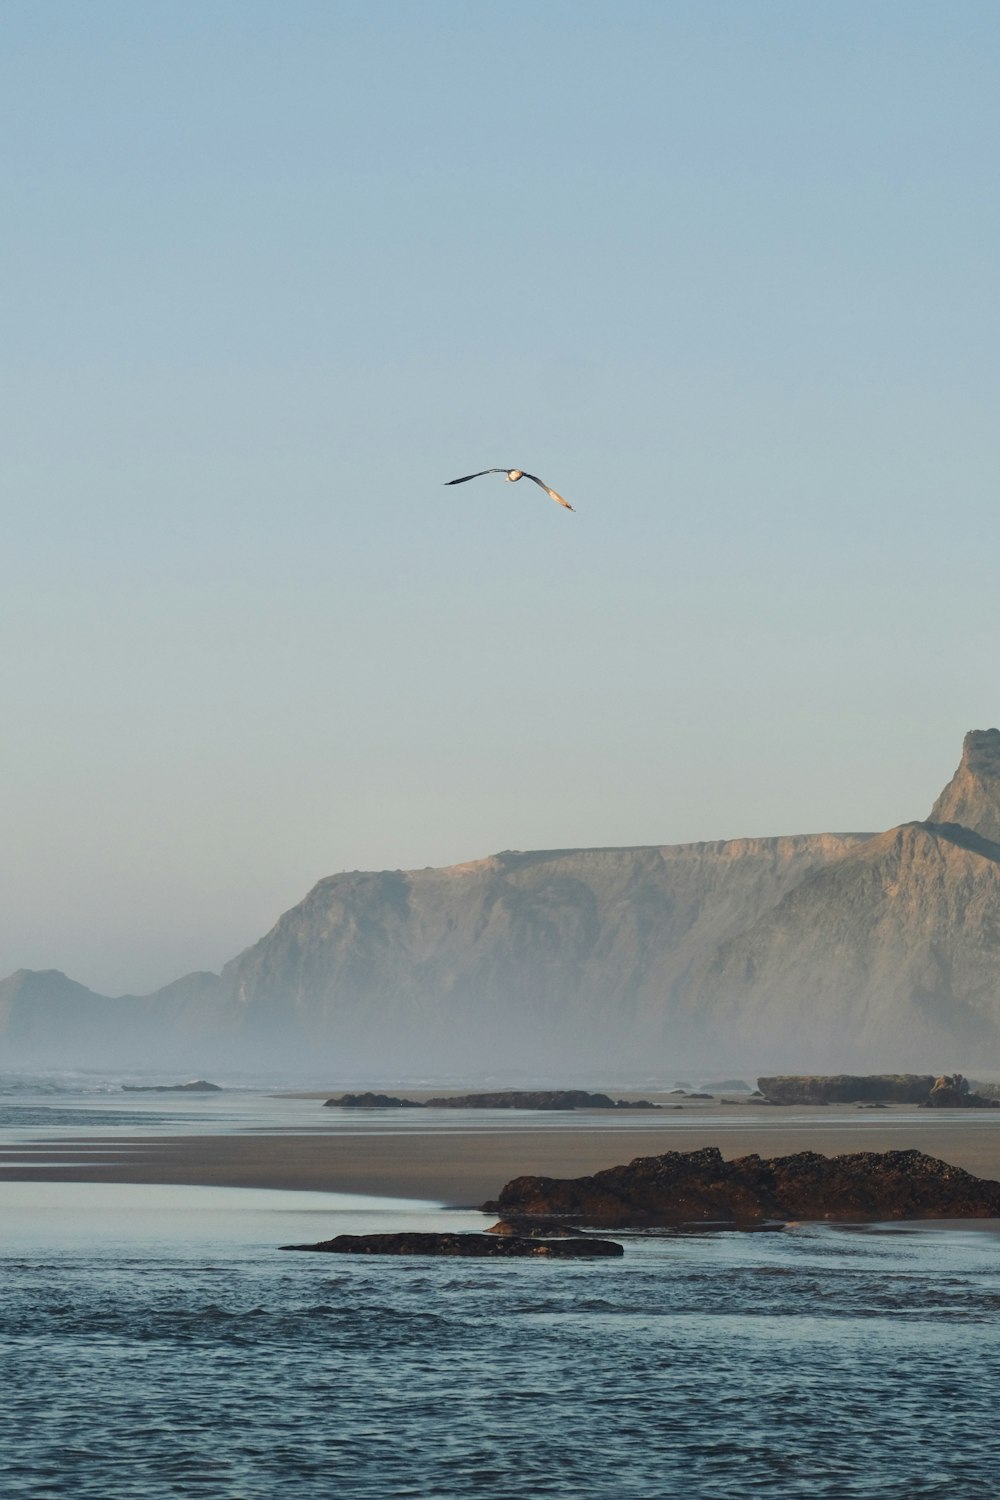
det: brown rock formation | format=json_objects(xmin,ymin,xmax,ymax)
[{"xmin": 486, "ymin": 1146, "xmax": 1000, "ymax": 1227}]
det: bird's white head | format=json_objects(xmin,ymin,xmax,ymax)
[{"xmin": 505, "ymin": 469, "xmax": 524, "ymax": 482}]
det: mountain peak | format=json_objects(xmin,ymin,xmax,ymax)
[{"xmin": 928, "ymin": 728, "xmax": 1000, "ymax": 843}]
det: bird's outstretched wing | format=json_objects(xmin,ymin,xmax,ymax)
[
  {"xmin": 523, "ymin": 473, "xmax": 574, "ymax": 511},
  {"xmin": 444, "ymin": 469, "xmax": 508, "ymax": 485}
]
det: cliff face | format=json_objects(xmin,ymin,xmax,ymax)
[
  {"xmin": 929, "ymin": 728, "xmax": 1000, "ymax": 843},
  {"xmin": 684, "ymin": 820, "xmax": 1000, "ymax": 1068},
  {"xmin": 222, "ymin": 835, "xmax": 871, "ymax": 1073},
  {"xmin": 5, "ymin": 730, "xmax": 1000, "ymax": 1077}
]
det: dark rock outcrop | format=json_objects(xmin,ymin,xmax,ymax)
[
  {"xmin": 281, "ymin": 1231, "xmax": 624, "ymax": 1257},
  {"xmin": 323, "ymin": 1092, "xmax": 424, "ymax": 1108},
  {"xmin": 122, "ymin": 1079, "xmax": 223, "ymax": 1093},
  {"xmin": 324, "ymin": 1089, "xmax": 661, "ymax": 1110},
  {"xmin": 758, "ymin": 1075, "xmax": 936, "ymax": 1105},
  {"xmin": 485, "ymin": 1146, "xmax": 1000, "ymax": 1227},
  {"xmin": 423, "ymin": 1090, "xmax": 658, "ymax": 1111},
  {"xmin": 920, "ymin": 1074, "xmax": 1000, "ymax": 1109}
]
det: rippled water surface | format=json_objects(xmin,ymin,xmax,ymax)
[
  {"xmin": 4, "ymin": 1190, "xmax": 1000, "ymax": 1498},
  {"xmin": 3, "ymin": 1076, "xmax": 1000, "ymax": 1497}
]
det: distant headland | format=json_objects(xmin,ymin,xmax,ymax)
[{"xmin": 5, "ymin": 729, "xmax": 1000, "ymax": 1078}]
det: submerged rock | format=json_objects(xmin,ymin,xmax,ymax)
[
  {"xmin": 484, "ymin": 1146, "xmax": 1000, "ymax": 1228},
  {"xmin": 281, "ymin": 1231, "xmax": 624, "ymax": 1257}
]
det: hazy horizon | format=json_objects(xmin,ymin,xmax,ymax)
[{"xmin": 4, "ymin": 1, "xmax": 998, "ymax": 994}]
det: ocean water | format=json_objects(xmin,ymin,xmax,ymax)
[{"xmin": 2, "ymin": 1077, "xmax": 1000, "ymax": 1497}]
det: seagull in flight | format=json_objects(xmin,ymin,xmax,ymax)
[{"xmin": 444, "ymin": 468, "xmax": 574, "ymax": 511}]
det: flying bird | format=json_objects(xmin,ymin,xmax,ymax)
[{"xmin": 444, "ymin": 468, "xmax": 574, "ymax": 511}]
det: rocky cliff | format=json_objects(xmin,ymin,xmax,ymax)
[
  {"xmin": 683, "ymin": 819, "xmax": 1000, "ymax": 1067},
  {"xmin": 5, "ymin": 731, "xmax": 1000, "ymax": 1076},
  {"xmin": 929, "ymin": 728, "xmax": 1000, "ymax": 842},
  {"xmin": 219, "ymin": 835, "xmax": 871, "ymax": 1073}
]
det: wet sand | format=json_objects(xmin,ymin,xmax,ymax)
[{"xmin": 3, "ymin": 1103, "xmax": 1000, "ymax": 1205}]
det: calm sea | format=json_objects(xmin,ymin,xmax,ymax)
[{"xmin": 2, "ymin": 1074, "xmax": 999, "ymax": 1498}]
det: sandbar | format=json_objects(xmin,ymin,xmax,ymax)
[{"xmin": 3, "ymin": 1102, "xmax": 1000, "ymax": 1206}]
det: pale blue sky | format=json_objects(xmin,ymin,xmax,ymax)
[{"xmin": 2, "ymin": 1, "xmax": 998, "ymax": 993}]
